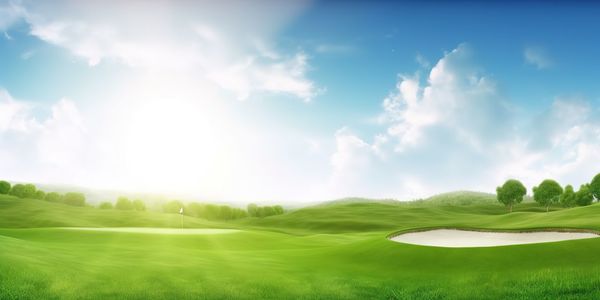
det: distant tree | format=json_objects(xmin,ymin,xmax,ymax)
[
  {"xmin": 247, "ymin": 203, "xmax": 258, "ymax": 217},
  {"xmin": 99, "ymin": 202, "xmax": 114, "ymax": 209},
  {"xmin": 9, "ymin": 183, "xmax": 37, "ymax": 198},
  {"xmin": 559, "ymin": 185, "xmax": 576, "ymax": 207},
  {"xmin": 263, "ymin": 206, "xmax": 275, "ymax": 217},
  {"xmin": 162, "ymin": 200, "xmax": 184, "ymax": 214},
  {"xmin": 0, "ymin": 181, "xmax": 11, "ymax": 194},
  {"xmin": 132, "ymin": 199, "xmax": 146, "ymax": 211},
  {"xmin": 186, "ymin": 203, "xmax": 205, "ymax": 218},
  {"xmin": 232, "ymin": 208, "xmax": 248, "ymax": 219},
  {"xmin": 34, "ymin": 190, "xmax": 46, "ymax": 200},
  {"xmin": 273, "ymin": 205, "xmax": 284, "ymax": 215},
  {"xmin": 115, "ymin": 197, "xmax": 134, "ymax": 210},
  {"xmin": 590, "ymin": 173, "xmax": 600, "ymax": 202},
  {"xmin": 218, "ymin": 205, "xmax": 233, "ymax": 220},
  {"xmin": 63, "ymin": 192, "xmax": 86, "ymax": 206},
  {"xmin": 204, "ymin": 204, "xmax": 219, "ymax": 220},
  {"xmin": 533, "ymin": 179, "xmax": 563, "ymax": 212},
  {"xmin": 44, "ymin": 192, "xmax": 63, "ymax": 203},
  {"xmin": 575, "ymin": 184, "xmax": 594, "ymax": 206},
  {"xmin": 496, "ymin": 179, "xmax": 527, "ymax": 212}
]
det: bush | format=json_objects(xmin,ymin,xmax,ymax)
[
  {"xmin": 45, "ymin": 192, "xmax": 63, "ymax": 203},
  {"xmin": 560, "ymin": 185, "xmax": 576, "ymax": 207},
  {"xmin": 9, "ymin": 183, "xmax": 37, "ymax": 199},
  {"xmin": 0, "ymin": 181, "xmax": 11, "ymax": 194},
  {"xmin": 99, "ymin": 202, "xmax": 113, "ymax": 209},
  {"xmin": 247, "ymin": 204, "xmax": 285, "ymax": 218},
  {"xmin": 133, "ymin": 199, "xmax": 146, "ymax": 211},
  {"xmin": 115, "ymin": 197, "xmax": 134, "ymax": 210},
  {"xmin": 34, "ymin": 190, "xmax": 46, "ymax": 200},
  {"xmin": 576, "ymin": 184, "xmax": 594, "ymax": 206},
  {"xmin": 63, "ymin": 192, "xmax": 86, "ymax": 206}
]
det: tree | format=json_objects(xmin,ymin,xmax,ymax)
[
  {"xmin": 45, "ymin": 192, "xmax": 63, "ymax": 203},
  {"xmin": 63, "ymin": 192, "xmax": 86, "ymax": 206},
  {"xmin": 219, "ymin": 205, "xmax": 233, "ymax": 220},
  {"xmin": 34, "ymin": 190, "xmax": 46, "ymax": 200},
  {"xmin": 533, "ymin": 179, "xmax": 563, "ymax": 212},
  {"xmin": 559, "ymin": 185, "xmax": 576, "ymax": 207},
  {"xmin": 163, "ymin": 200, "xmax": 184, "ymax": 214},
  {"xmin": 496, "ymin": 179, "xmax": 527, "ymax": 212},
  {"xmin": 132, "ymin": 199, "xmax": 146, "ymax": 211},
  {"xmin": 0, "ymin": 181, "xmax": 11, "ymax": 194},
  {"xmin": 273, "ymin": 205, "xmax": 284, "ymax": 215},
  {"xmin": 247, "ymin": 203, "xmax": 258, "ymax": 217},
  {"xmin": 116, "ymin": 197, "xmax": 134, "ymax": 210},
  {"xmin": 9, "ymin": 183, "xmax": 37, "ymax": 198},
  {"xmin": 575, "ymin": 184, "xmax": 594, "ymax": 206},
  {"xmin": 590, "ymin": 173, "xmax": 600, "ymax": 202},
  {"xmin": 99, "ymin": 202, "xmax": 114, "ymax": 209}
]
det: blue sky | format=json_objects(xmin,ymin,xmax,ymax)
[{"xmin": 1, "ymin": 0, "xmax": 600, "ymax": 203}]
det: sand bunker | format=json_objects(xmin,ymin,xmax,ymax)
[
  {"xmin": 63, "ymin": 227, "xmax": 239, "ymax": 235},
  {"xmin": 390, "ymin": 229, "xmax": 598, "ymax": 248}
]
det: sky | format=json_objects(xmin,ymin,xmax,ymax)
[{"xmin": 1, "ymin": 0, "xmax": 600, "ymax": 204}]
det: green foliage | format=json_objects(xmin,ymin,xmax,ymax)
[
  {"xmin": 590, "ymin": 173, "xmax": 600, "ymax": 201},
  {"xmin": 576, "ymin": 184, "xmax": 594, "ymax": 206},
  {"xmin": 0, "ymin": 180, "xmax": 10, "ymax": 194},
  {"xmin": 44, "ymin": 192, "xmax": 63, "ymax": 203},
  {"xmin": 559, "ymin": 185, "xmax": 576, "ymax": 207},
  {"xmin": 63, "ymin": 192, "xmax": 86, "ymax": 206},
  {"xmin": 9, "ymin": 183, "xmax": 37, "ymax": 199},
  {"xmin": 33, "ymin": 190, "xmax": 46, "ymax": 200},
  {"xmin": 533, "ymin": 179, "xmax": 563, "ymax": 211},
  {"xmin": 163, "ymin": 200, "xmax": 184, "ymax": 214},
  {"xmin": 115, "ymin": 197, "xmax": 134, "ymax": 210},
  {"xmin": 248, "ymin": 204, "xmax": 285, "ymax": 218},
  {"xmin": 247, "ymin": 203, "xmax": 258, "ymax": 217},
  {"xmin": 132, "ymin": 199, "xmax": 146, "ymax": 211},
  {"xmin": 185, "ymin": 202, "xmax": 246, "ymax": 221},
  {"xmin": 98, "ymin": 202, "xmax": 113, "ymax": 209},
  {"xmin": 496, "ymin": 179, "xmax": 527, "ymax": 212}
]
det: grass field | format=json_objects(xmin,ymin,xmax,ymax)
[{"xmin": 2, "ymin": 193, "xmax": 600, "ymax": 299}]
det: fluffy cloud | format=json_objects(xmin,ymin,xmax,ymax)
[
  {"xmin": 331, "ymin": 45, "xmax": 600, "ymax": 200},
  {"xmin": 381, "ymin": 44, "xmax": 513, "ymax": 152},
  {"xmin": 4, "ymin": 0, "xmax": 317, "ymax": 101},
  {"xmin": 524, "ymin": 46, "xmax": 553, "ymax": 69},
  {"xmin": 0, "ymin": 89, "xmax": 87, "ymax": 183}
]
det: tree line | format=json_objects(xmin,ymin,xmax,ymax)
[
  {"xmin": 496, "ymin": 173, "xmax": 600, "ymax": 212},
  {"xmin": 0, "ymin": 181, "xmax": 86, "ymax": 206},
  {"xmin": 98, "ymin": 197, "xmax": 146, "ymax": 211}
]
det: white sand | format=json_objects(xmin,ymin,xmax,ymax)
[
  {"xmin": 390, "ymin": 229, "xmax": 598, "ymax": 248},
  {"xmin": 62, "ymin": 227, "xmax": 239, "ymax": 235}
]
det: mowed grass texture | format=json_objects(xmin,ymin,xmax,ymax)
[{"xmin": 2, "ymin": 193, "xmax": 600, "ymax": 299}]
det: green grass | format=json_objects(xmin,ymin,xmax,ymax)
[{"xmin": 2, "ymin": 193, "xmax": 600, "ymax": 299}]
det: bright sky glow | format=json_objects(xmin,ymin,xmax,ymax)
[{"xmin": 1, "ymin": 1, "xmax": 600, "ymax": 203}]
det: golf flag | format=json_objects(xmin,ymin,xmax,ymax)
[{"xmin": 179, "ymin": 207, "xmax": 184, "ymax": 215}]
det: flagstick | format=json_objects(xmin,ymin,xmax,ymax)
[{"xmin": 181, "ymin": 213, "xmax": 183, "ymax": 229}]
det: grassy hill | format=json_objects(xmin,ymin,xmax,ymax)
[
  {"xmin": 3, "ymin": 191, "xmax": 600, "ymax": 298},
  {"xmin": 0, "ymin": 195, "xmax": 224, "ymax": 228}
]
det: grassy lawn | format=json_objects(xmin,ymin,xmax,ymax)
[{"xmin": 2, "ymin": 194, "xmax": 600, "ymax": 299}]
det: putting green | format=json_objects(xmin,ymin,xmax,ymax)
[{"xmin": 61, "ymin": 227, "xmax": 239, "ymax": 235}]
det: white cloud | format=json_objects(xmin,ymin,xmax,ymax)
[
  {"xmin": 315, "ymin": 44, "xmax": 354, "ymax": 54},
  {"xmin": 5, "ymin": 0, "xmax": 317, "ymax": 101},
  {"xmin": 329, "ymin": 45, "xmax": 600, "ymax": 200},
  {"xmin": 381, "ymin": 44, "xmax": 512, "ymax": 152},
  {"xmin": 0, "ymin": 89, "xmax": 87, "ymax": 183},
  {"xmin": 524, "ymin": 46, "xmax": 553, "ymax": 69}
]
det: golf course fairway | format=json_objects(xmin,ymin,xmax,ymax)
[{"xmin": 3, "ymin": 193, "xmax": 600, "ymax": 299}]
